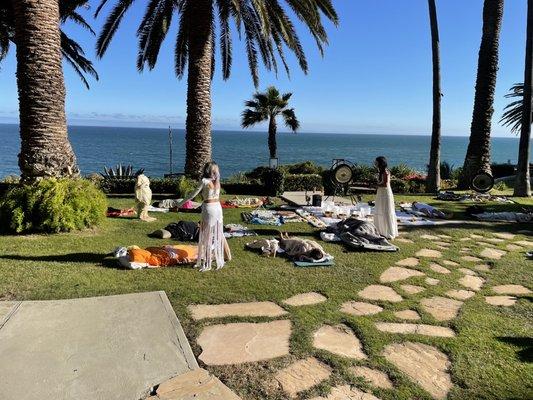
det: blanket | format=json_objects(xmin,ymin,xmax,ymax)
[
  {"xmin": 106, "ymin": 207, "xmax": 136, "ymax": 218},
  {"xmin": 328, "ymin": 217, "xmax": 398, "ymax": 252},
  {"xmin": 114, "ymin": 245, "xmax": 198, "ymax": 269}
]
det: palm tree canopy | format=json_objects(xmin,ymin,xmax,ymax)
[
  {"xmin": 241, "ymin": 86, "xmax": 300, "ymax": 131},
  {"xmin": 501, "ymin": 83, "xmax": 533, "ymax": 133},
  {"xmin": 95, "ymin": 0, "xmax": 338, "ymax": 87},
  {"xmin": 0, "ymin": 0, "xmax": 98, "ymax": 88}
]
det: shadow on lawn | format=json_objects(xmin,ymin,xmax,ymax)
[
  {"xmin": 0, "ymin": 252, "xmax": 109, "ymax": 265},
  {"xmin": 497, "ymin": 336, "xmax": 533, "ymax": 363}
]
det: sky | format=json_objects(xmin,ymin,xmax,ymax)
[{"xmin": 0, "ymin": 0, "xmax": 528, "ymax": 136}]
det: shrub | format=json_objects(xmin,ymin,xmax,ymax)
[
  {"xmin": 390, "ymin": 163, "xmax": 418, "ymax": 179},
  {"xmin": 279, "ymin": 161, "xmax": 324, "ymax": 175},
  {"xmin": 222, "ymin": 182, "xmax": 265, "ymax": 195},
  {"xmin": 0, "ymin": 178, "xmax": 107, "ymax": 233},
  {"xmin": 352, "ymin": 164, "xmax": 377, "ymax": 183},
  {"xmin": 439, "ymin": 161, "xmax": 455, "ymax": 180},
  {"xmin": 390, "ymin": 178, "xmax": 410, "ymax": 194},
  {"xmin": 262, "ymin": 168, "xmax": 284, "ymax": 196},
  {"xmin": 284, "ymin": 174, "xmax": 323, "ymax": 191},
  {"xmin": 99, "ymin": 176, "xmax": 196, "ymax": 196}
]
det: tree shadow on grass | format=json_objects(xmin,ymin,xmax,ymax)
[
  {"xmin": 0, "ymin": 253, "xmax": 109, "ymax": 264},
  {"xmin": 497, "ymin": 336, "xmax": 533, "ymax": 363}
]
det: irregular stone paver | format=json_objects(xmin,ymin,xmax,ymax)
[
  {"xmin": 350, "ymin": 367, "xmax": 393, "ymax": 390},
  {"xmin": 375, "ymin": 323, "xmax": 455, "ymax": 337},
  {"xmin": 380, "ymin": 267, "xmax": 425, "ymax": 283},
  {"xmin": 461, "ymin": 255, "xmax": 482, "ymax": 262},
  {"xmin": 445, "ymin": 289, "xmax": 475, "ymax": 300},
  {"xmin": 382, "ymin": 342, "xmax": 452, "ymax": 400},
  {"xmin": 458, "ymin": 268, "xmax": 476, "ymax": 276},
  {"xmin": 494, "ymin": 233, "xmax": 515, "ymax": 240},
  {"xmin": 458, "ymin": 275, "xmax": 485, "ymax": 291},
  {"xmin": 480, "ymin": 248, "xmax": 506, "ymax": 260},
  {"xmin": 506, "ymin": 244, "xmax": 523, "ymax": 251},
  {"xmin": 470, "ymin": 234, "xmax": 484, "ymax": 239},
  {"xmin": 341, "ymin": 301, "xmax": 383, "ymax": 316},
  {"xmin": 309, "ymin": 385, "xmax": 380, "ymax": 400},
  {"xmin": 474, "ymin": 264, "xmax": 492, "ymax": 272},
  {"xmin": 275, "ymin": 357, "xmax": 332, "ymax": 398},
  {"xmin": 416, "ymin": 249, "xmax": 442, "ymax": 258},
  {"xmin": 394, "ymin": 309, "xmax": 421, "ymax": 320},
  {"xmin": 477, "ymin": 241, "xmax": 496, "ymax": 248},
  {"xmin": 358, "ymin": 285, "xmax": 403, "ymax": 303},
  {"xmin": 400, "ymin": 284, "xmax": 425, "ymax": 295},
  {"xmin": 283, "ymin": 292, "xmax": 327, "ymax": 307},
  {"xmin": 154, "ymin": 368, "xmax": 242, "ymax": 400},
  {"xmin": 420, "ymin": 296, "xmax": 463, "ymax": 321},
  {"xmin": 433, "ymin": 241, "xmax": 450, "ymax": 247},
  {"xmin": 492, "ymin": 284, "xmax": 532, "ymax": 295},
  {"xmin": 420, "ymin": 234, "xmax": 440, "ymax": 240},
  {"xmin": 485, "ymin": 296, "xmax": 517, "ymax": 306},
  {"xmin": 425, "ymin": 277, "xmax": 440, "ymax": 286},
  {"xmin": 396, "ymin": 257, "xmax": 419, "ymax": 267},
  {"xmin": 313, "ymin": 324, "xmax": 367, "ymax": 360},
  {"xmin": 442, "ymin": 260, "xmax": 459, "ymax": 267},
  {"xmin": 435, "ymin": 245, "xmax": 448, "ymax": 251},
  {"xmin": 197, "ymin": 320, "xmax": 291, "ymax": 365},
  {"xmin": 396, "ymin": 238, "xmax": 414, "ymax": 244},
  {"xmin": 460, "ymin": 237, "xmax": 472, "ymax": 241},
  {"xmin": 429, "ymin": 263, "xmax": 451, "ymax": 274},
  {"xmin": 438, "ymin": 234, "xmax": 452, "ymax": 239},
  {"xmin": 515, "ymin": 240, "xmax": 533, "ymax": 247},
  {"xmin": 485, "ymin": 238, "xmax": 505, "ymax": 244},
  {"xmin": 189, "ymin": 302, "xmax": 287, "ymax": 320}
]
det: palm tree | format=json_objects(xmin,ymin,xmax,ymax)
[
  {"xmin": 458, "ymin": 0, "xmax": 504, "ymax": 189},
  {"xmin": 12, "ymin": 0, "xmax": 79, "ymax": 181},
  {"xmin": 95, "ymin": 0, "xmax": 338, "ymax": 178},
  {"xmin": 241, "ymin": 86, "xmax": 299, "ymax": 159},
  {"xmin": 1, "ymin": 0, "xmax": 98, "ymax": 88},
  {"xmin": 501, "ymin": 83, "xmax": 533, "ymax": 133},
  {"xmin": 426, "ymin": 0, "xmax": 442, "ymax": 193}
]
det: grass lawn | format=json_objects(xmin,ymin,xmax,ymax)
[{"xmin": 0, "ymin": 194, "xmax": 532, "ymax": 399}]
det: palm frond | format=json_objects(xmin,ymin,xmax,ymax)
[
  {"xmin": 217, "ymin": 0, "xmax": 233, "ymax": 80},
  {"xmin": 241, "ymin": 108, "xmax": 268, "ymax": 127},
  {"xmin": 174, "ymin": 2, "xmax": 190, "ymax": 79},
  {"xmin": 500, "ymin": 83, "xmax": 533, "ymax": 134},
  {"xmin": 281, "ymin": 108, "xmax": 299, "ymax": 132},
  {"xmin": 61, "ymin": 31, "xmax": 99, "ymax": 88},
  {"xmin": 96, "ymin": 0, "xmax": 136, "ymax": 57}
]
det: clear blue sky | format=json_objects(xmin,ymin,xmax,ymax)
[{"xmin": 0, "ymin": 0, "xmax": 527, "ymax": 136}]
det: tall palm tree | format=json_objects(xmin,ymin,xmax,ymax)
[
  {"xmin": 426, "ymin": 0, "xmax": 442, "ymax": 193},
  {"xmin": 1, "ymin": 0, "xmax": 98, "ymax": 89},
  {"xmin": 514, "ymin": 0, "xmax": 532, "ymax": 197},
  {"xmin": 95, "ymin": 0, "xmax": 338, "ymax": 178},
  {"xmin": 458, "ymin": 0, "xmax": 505, "ymax": 189},
  {"xmin": 501, "ymin": 83, "xmax": 533, "ymax": 132},
  {"xmin": 12, "ymin": 0, "xmax": 79, "ymax": 181},
  {"xmin": 241, "ymin": 86, "xmax": 299, "ymax": 159}
]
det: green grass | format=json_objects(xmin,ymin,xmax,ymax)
[{"xmin": 0, "ymin": 194, "xmax": 532, "ymax": 400}]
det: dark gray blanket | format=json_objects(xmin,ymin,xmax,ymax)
[{"xmin": 329, "ymin": 218, "xmax": 398, "ymax": 252}]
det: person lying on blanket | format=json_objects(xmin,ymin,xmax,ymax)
[{"xmin": 278, "ymin": 232, "xmax": 327, "ymax": 262}]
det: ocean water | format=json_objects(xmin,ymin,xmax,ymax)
[{"xmin": 0, "ymin": 123, "xmax": 528, "ymax": 179}]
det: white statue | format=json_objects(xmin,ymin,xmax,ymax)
[{"xmin": 135, "ymin": 174, "xmax": 156, "ymax": 222}]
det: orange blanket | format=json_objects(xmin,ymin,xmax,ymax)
[{"xmin": 129, "ymin": 245, "xmax": 198, "ymax": 268}]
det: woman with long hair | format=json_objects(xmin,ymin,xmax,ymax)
[
  {"xmin": 374, "ymin": 156, "xmax": 398, "ymax": 239},
  {"xmin": 178, "ymin": 162, "xmax": 231, "ymax": 271}
]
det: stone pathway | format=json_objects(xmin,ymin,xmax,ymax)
[
  {"xmin": 313, "ymin": 324, "xmax": 367, "ymax": 360},
  {"xmin": 283, "ymin": 292, "xmax": 327, "ymax": 307},
  {"xmin": 494, "ymin": 233, "xmax": 515, "ymax": 240},
  {"xmin": 461, "ymin": 255, "xmax": 482, "ymax": 262},
  {"xmin": 394, "ymin": 309, "xmax": 421, "ymax": 320},
  {"xmin": 275, "ymin": 357, "xmax": 332, "ymax": 398},
  {"xmin": 425, "ymin": 277, "xmax": 440, "ymax": 286},
  {"xmin": 188, "ymin": 302, "xmax": 287, "ymax": 320},
  {"xmin": 506, "ymin": 244, "xmax": 523, "ymax": 251},
  {"xmin": 458, "ymin": 267, "xmax": 476, "ymax": 276},
  {"xmin": 400, "ymin": 284, "xmax": 425, "ymax": 294},
  {"xmin": 358, "ymin": 285, "xmax": 403, "ymax": 302},
  {"xmin": 350, "ymin": 366, "xmax": 393, "ymax": 389},
  {"xmin": 341, "ymin": 301, "xmax": 383, "ymax": 316},
  {"xmin": 485, "ymin": 296, "xmax": 517, "ymax": 306},
  {"xmin": 396, "ymin": 257, "xmax": 419, "ymax": 267},
  {"xmin": 458, "ymin": 275, "xmax": 485, "ymax": 291},
  {"xmin": 416, "ymin": 249, "xmax": 442, "ymax": 258},
  {"xmin": 442, "ymin": 260, "xmax": 459, "ymax": 267},
  {"xmin": 515, "ymin": 240, "xmax": 533, "ymax": 247},
  {"xmin": 429, "ymin": 263, "xmax": 451, "ymax": 274},
  {"xmin": 445, "ymin": 289, "xmax": 475, "ymax": 301},
  {"xmin": 480, "ymin": 248, "xmax": 506, "ymax": 260},
  {"xmin": 379, "ymin": 267, "xmax": 425, "ymax": 283},
  {"xmin": 309, "ymin": 385, "xmax": 380, "ymax": 400},
  {"xmin": 492, "ymin": 284, "xmax": 531, "ymax": 295},
  {"xmin": 420, "ymin": 296, "xmax": 463, "ymax": 321},
  {"xmin": 375, "ymin": 322, "xmax": 455, "ymax": 337}
]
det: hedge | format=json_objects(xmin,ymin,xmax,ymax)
[{"xmin": 284, "ymin": 174, "xmax": 323, "ymax": 191}]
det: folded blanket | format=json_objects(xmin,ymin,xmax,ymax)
[
  {"xmin": 113, "ymin": 245, "xmax": 198, "ymax": 269},
  {"xmin": 294, "ymin": 260, "xmax": 334, "ymax": 267}
]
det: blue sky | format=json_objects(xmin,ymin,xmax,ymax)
[{"xmin": 0, "ymin": 0, "xmax": 527, "ymax": 136}]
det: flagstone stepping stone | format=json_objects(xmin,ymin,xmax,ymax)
[
  {"xmin": 309, "ymin": 385, "xmax": 381, "ymax": 400},
  {"xmin": 396, "ymin": 238, "xmax": 414, "ymax": 244},
  {"xmin": 442, "ymin": 260, "xmax": 459, "ymax": 267},
  {"xmin": 435, "ymin": 245, "xmax": 448, "ymax": 251},
  {"xmin": 477, "ymin": 241, "xmax": 496, "ymax": 248},
  {"xmin": 275, "ymin": 357, "xmax": 332, "ymax": 398},
  {"xmin": 380, "ymin": 267, "xmax": 425, "ymax": 283},
  {"xmin": 485, "ymin": 296, "xmax": 517, "ymax": 306},
  {"xmin": 394, "ymin": 309, "xmax": 421, "ymax": 320},
  {"xmin": 445, "ymin": 289, "xmax": 475, "ymax": 300},
  {"xmin": 421, "ymin": 234, "xmax": 440, "ymax": 240},
  {"xmin": 460, "ymin": 237, "xmax": 472, "ymax": 241},
  {"xmin": 359, "ymin": 285, "xmax": 403, "ymax": 302},
  {"xmin": 494, "ymin": 233, "xmax": 515, "ymax": 240},
  {"xmin": 470, "ymin": 234, "xmax": 484, "ymax": 239},
  {"xmin": 350, "ymin": 366, "xmax": 394, "ymax": 390},
  {"xmin": 486, "ymin": 238, "xmax": 505, "ymax": 244},
  {"xmin": 461, "ymin": 255, "xmax": 483, "ymax": 262},
  {"xmin": 425, "ymin": 277, "xmax": 440, "ymax": 286},
  {"xmin": 515, "ymin": 240, "xmax": 533, "ymax": 247},
  {"xmin": 416, "ymin": 249, "xmax": 442, "ymax": 258},
  {"xmin": 458, "ymin": 267, "xmax": 476, "ymax": 276},
  {"xmin": 313, "ymin": 324, "xmax": 367, "ymax": 360},
  {"xmin": 434, "ymin": 241, "xmax": 451, "ymax": 247},
  {"xmin": 420, "ymin": 296, "xmax": 463, "ymax": 321},
  {"xmin": 400, "ymin": 284, "xmax": 425, "ymax": 295},
  {"xmin": 474, "ymin": 264, "xmax": 492, "ymax": 272},
  {"xmin": 283, "ymin": 292, "xmax": 327, "ymax": 307},
  {"xmin": 153, "ymin": 368, "xmax": 242, "ymax": 400},
  {"xmin": 396, "ymin": 257, "xmax": 419, "ymax": 267},
  {"xmin": 506, "ymin": 244, "xmax": 523, "ymax": 251},
  {"xmin": 188, "ymin": 302, "xmax": 287, "ymax": 320},
  {"xmin": 382, "ymin": 342, "xmax": 452, "ymax": 400},
  {"xmin": 480, "ymin": 248, "xmax": 506, "ymax": 260},
  {"xmin": 197, "ymin": 320, "xmax": 291, "ymax": 365},
  {"xmin": 458, "ymin": 275, "xmax": 485, "ymax": 291},
  {"xmin": 341, "ymin": 301, "xmax": 383, "ymax": 316},
  {"xmin": 492, "ymin": 284, "xmax": 532, "ymax": 295},
  {"xmin": 438, "ymin": 234, "xmax": 452, "ymax": 239},
  {"xmin": 375, "ymin": 322, "xmax": 455, "ymax": 337},
  {"xmin": 429, "ymin": 263, "xmax": 451, "ymax": 274}
]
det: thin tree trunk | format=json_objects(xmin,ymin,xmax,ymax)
[
  {"xmin": 426, "ymin": 0, "xmax": 441, "ymax": 193},
  {"xmin": 12, "ymin": 0, "xmax": 79, "ymax": 181},
  {"xmin": 184, "ymin": 0, "xmax": 213, "ymax": 179},
  {"xmin": 514, "ymin": 0, "xmax": 533, "ymax": 197},
  {"xmin": 268, "ymin": 115, "xmax": 277, "ymax": 159},
  {"xmin": 458, "ymin": 0, "xmax": 504, "ymax": 189}
]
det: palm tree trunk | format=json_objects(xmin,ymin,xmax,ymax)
[
  {"xmin": 268, "ymin": 115, "xmax": 277, "ymax": 159},
  {"xmin": 184, "ymin": 0, "xmax": 213, "ymax": 179},
  {"xmin": 426, "ymin": 0, "xmax": 441, "ymax": 193},
  {"xmin": 458, "ymin": 0, "xmax": 504, "ymax": 189},
  {"xmin": 12, "ymin": 0, "xmax": 79, "ymax": 181},
  {"xmin": 514, "ymin": 0, "xmax": 533, "ymax": 197}
]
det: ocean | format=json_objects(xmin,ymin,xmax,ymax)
[{"xmin": 0, "ymin": 123, "xmax": 528, "ymax": 179}]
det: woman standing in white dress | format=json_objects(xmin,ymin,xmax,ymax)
[
  {"xmin": 373, "ymin": 156, "xmax": 398, "ymax": 239},
  {"xmin": 177, "ymin": 162, "xmax": 231, "ymax": 271}
]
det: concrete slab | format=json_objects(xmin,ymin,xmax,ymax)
[{"xmin": 0, "ymin": 292, "xmax": 198, "ymax": 400}]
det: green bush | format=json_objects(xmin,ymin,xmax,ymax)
[
  {"xmin": 0, "ymin": 178, "xmax": 107, "ymax": 233},
  {"xmin": 390, "ymin": 178, "xmax": 410, "ymax": 194},
  {"xmin": 222, "ymin": 182, "xmax": 265, "ymax": 195},
  {"xmin": 390, "ymin": 163, "xmax": 417, "ymax": 179},
  {"xmin": 284, "ymin": 174, "xmax": 323, "ymax": 191},
  {"xmin": 352, "ymin": 164, "xmax": 377, "ymax": 183},
  {"xmin": 262, "ymin": 168, "xmax": 284, "ymax": 196},
  {"xmin": 98, "ymin": 176, "xmax": 196, "ymax": 196},
  {"xmin": 279, "ymin": 161, "xmax": 324, "ymax": 175}
]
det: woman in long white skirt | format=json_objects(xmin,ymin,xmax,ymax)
[
  {"xmin": 177, "ymin": 162, "xmax": 231, "ymax": 271},
  {"xmin": 373, "ymin": 156, "xmax": 398, "ymax": 239}
]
